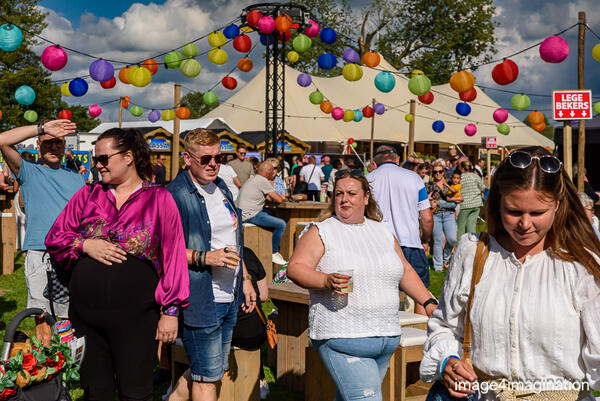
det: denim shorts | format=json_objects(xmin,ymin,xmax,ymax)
[
  {"xmin": 401, "ymin": 246, "xmax": 430, "ymax": 288},
  {"xmin": 182, "ymin": 302, "xmax": 238, "ymax": 382}
]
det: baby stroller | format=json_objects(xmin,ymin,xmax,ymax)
[{"xmin": 0, "ymin": 308, "xmax": 72, "ymax": 401}]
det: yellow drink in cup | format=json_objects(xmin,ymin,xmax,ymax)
[
  {"xmin": 338, "ymin": 269, "xmax": 354, "ymax": 293},
  {"xmin": 225, "ymin": 244, "xmax": 241, "ymax": 267}
]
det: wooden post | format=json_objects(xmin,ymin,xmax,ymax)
[
  {"xmin": 402, "ymin": 144, "xmax": 407, "ymax": 162},
  {"xmin": 369, "ymin": 98, "xmax": 376, "ymax": 159},
  {"xmin": 118, "ymin": 97, "xmax": 123, "ymax": 128},
  {"xmin": 563, "ymin": 121, "xmax": 573, "ymax": 179},
  {"xmin": 486, "ymin": 148, "xmax": 491, "ymax": 187},
  {"xmin": 408, "ymin": 100, "xmax": 416, "ymax": 157},
  {"xmin": 171, "ymin": 84, "xmax": 181, "ymax": 181},
  {"xmin": 576, "ymin": 11, "xmax": 586, "ymax": 191}
]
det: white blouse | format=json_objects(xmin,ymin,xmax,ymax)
[{"xmin": 420, "ymin": 234, "xmax": 600, "ymax": 399}]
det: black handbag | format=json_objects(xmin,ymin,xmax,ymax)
[{"xmin": 8, "ymin": 375, "xmax": 72, "ymax": 401}]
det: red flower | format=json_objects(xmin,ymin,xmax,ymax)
[
  {"xmin": 22, "ymin": 352, "xmax": 37, "ymax": 372},
  {"xmin": 0, "ymin": 387, "xmax": 17, "ymax": 399}
]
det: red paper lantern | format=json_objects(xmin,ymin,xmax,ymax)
[
  {"xmin": 362, "ymin": 106, "xmax": 374, "ymax": 118},
  {"xmin": 222, "ymin": 76, "xmax": 238, "ymax": 90},
  {"xmin": 237, "ymin": 58, "xmax": 253, "ymax": 72},
  {"xmin": 58, "ymin": 109, "xmax": 72, "ymax": 120},
  {"xmin": 142, "ymin": 58, "xmax": 159, "ymax": 76},
  {"xmin": 418, "ymin": 91, "xmax": 434, "ymax": 104},
  {"xmin": 348, "ymin": 138, "xmax": 355, "ymax": 144},
  {"xmin": 233, "ymin": 34, "xmax": 252, "ymax": 53},
  {"xmin": 492, "ymin": 59, "xmax": 519, "ymax": 86},
  {"xmin": 100, "ymin": 76, "xmax": 116, "ymax": 89},
  {"xmin": 459, "ymin": 87, "xmax": 477, "ymax": 102},
  {"xmin": 246, "ymin": 10, "xmax": 263, "ymax": 27}
]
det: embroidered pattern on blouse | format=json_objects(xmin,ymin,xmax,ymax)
[{"xmin": 72, "ymin": 237, "xmax": 85, "ymax": 253}]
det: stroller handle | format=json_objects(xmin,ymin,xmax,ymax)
[{"xmin": 1, "ymin": 308, "xmax": 56, "ymax": 361}]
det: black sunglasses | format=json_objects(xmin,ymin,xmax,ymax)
[
  {"xmin": 188, "ymin": 152, "xmax": 224, "ymax": 165},
  {"xmin": 335, "ymin": 169, "xmax": 364, "ymax": 179},
  {"xmin": 93, "ymin": 150, "xmax": 126, "ymax": 165},
  {"xmin": 508, "ymin": 150, "xmax": 562, "ymax": 174},
  {"xmin": 432, "ymin": 170, "xmax": 444, "ymax": 174},
  {"xmin": 41, "ymin": 138, "xmax": 66, "ymax": 146},
  {"xmin": 238, "ymin": 152, "xmax": 246, "ymax": 156}
]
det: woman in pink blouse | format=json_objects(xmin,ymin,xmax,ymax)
[{"xmin": 45, "ymin": 128, "xmax": 189, "ymax": 401}]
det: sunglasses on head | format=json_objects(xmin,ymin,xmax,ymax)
[
  {"xmin": 188, "ymin": 152, "xmax": 224, "ymax": 165},
  {"xmin": 335, "ymin": 169, "xmax": 364, "ymax": 179},
  {"xmin": 93, "ymin": 150, "xmax": 126, "ymax": 165},
  {"xmin": 508, "ymin": 150, "xmax": 561, "ymax": 174}
]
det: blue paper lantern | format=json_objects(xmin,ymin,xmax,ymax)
[
  {"xmin": 455, "ymin": 102, "xmax": 471, "ymax": 116},
  {"xmin": 0, "ymin": 24, "xmax": 23, "ymax": 52},
  {"xmin": 374, "ymin": 71, "xmax": 395, "ymax": 93},
  {"xmin": 318, "ymin": 53, "xmax": 337, "ymax": 70},
  {"xmin": 319, "ymin": 28, "xmax": 337, "ymax": 44},
  {"xmin": 260, "ymin": 34, "xmax": 274, "ymax": 46},
  {"xmin": 68, "ymin": 78, "xmax": 89, "ymax": 97},
  {"xmin": 14, "ymin": 85, "xmax": 35, "ymax": 106},
  {"xmin": 223, "ymin": 25, "xmax": 240, "ymax": 39},
  {"xmin": 89, "ymin": 59, "xmax": 114, "ymax": 82},
  {"xmin": 432, "ymin": 120, "xmax": 445, "ymax": 133},
  {"xmin": 297, "ymin": 73, "xmax": 312, "ymax": 87},
  {"xmin": 353, "ymin": 110, "xmax": 363, "ymax": 122}
]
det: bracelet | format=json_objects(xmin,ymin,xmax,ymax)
[
  {"xmin": 160, "ymin": 305, "xmax": 179, "ymax": 317},
  {"xmin": 200, "ymin": 251, "xmax": 206, "ymax": 267},
  {"xmin": 423, "ymin": 297, "xmax": 439, "ymax": 309},
  {"xmin": 37, "ymin": 123, "xmax": 45, "ymax": 136},
  {"xmin": 192, "ymin": 250, "xmax": 198, "ymax": 266},
  {"xmin": 243, "ymin": 274, "xmax": 252, "ymax": 281},
  {"xmin": 440, "ymin": 355, "xmax": 460, "ymax": 376}
]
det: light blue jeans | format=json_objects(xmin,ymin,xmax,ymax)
[
  {"xmin": 432, "ymin": 210, "xmax": 457, "ymax": 271},
  {"xmin": 311, "ymin": 336, "xmax": 401, "ymax": 401},
  {"xmin": 245, "ymin": 210, "xmax": 286, "ymax": 253}
]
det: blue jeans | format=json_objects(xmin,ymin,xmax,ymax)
[
  {"xmin": 245, "ymin": 210, "xmax": 286, "ymax": 253},
  {"xmin": 312, "ymin": 336, "xmax": 401, "ymax": 401},
  {"xmin": 432, "ymin": 211, "xmax": 457, "ymax": 271},
  {"xmin": 182, "ymin": 302, "xmax": 237, "ymax": 382},
  {"xmin": 401, "ymin": 247, "xmax": 430, "ymax": 288}
]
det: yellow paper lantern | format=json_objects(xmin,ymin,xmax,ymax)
[
  {"xmin": 208, "ymin": 31, "xmax": 226, "ymax": 48},
  {"xmin": 593, "ymin": 43, "xmax": 600, "ymax": 62},
  {"xmin": 343, "ymin": 110, "xmax": 355, "ymax": 122},
  {"xmin": 162, "ymin": 109, "xmax": 175, "ymax": 121},
  {"xmin": 128, "ymin": 66, "xmax": 152, "ymax": 87},
  {"xmin": 342, "ymin": 64, "xmax": 363, "ymax": 82},
  {"xmin": 60, "ymin": 82, "xmax": 72, "ymax": 97},
  {"xmin": 241, "ymin": 26, "xmax": 254, "ymax": 33},
  {"xmin": 411, "ymin": 69, "xmax": 425, "ymax": 77},
  {"xmin": 287, "ymin": 51, "xmax": 299, "ymax": 63},
  {"xmin": 208, "ymin": 48, "xmax": 229, "ymax": 65},
  {"xmin": 405, "ymin": 114, "xmax": 414, "ymax": 122}
]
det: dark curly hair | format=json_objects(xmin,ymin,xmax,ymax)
[{"xmin": 96, "ymin": 128, "xmax": 153, "ymax": 181}]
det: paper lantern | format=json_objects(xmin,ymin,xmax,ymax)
[
  {"xmin": 223, "ymin": 25, "xmax": 240, "ymax": 39},
  {"xmin": 162, "ymin": 109, "xmax": 175, "ymax": 121},
  {"xmin": 411, "ymin": 70, "xmax": 425, "ymax": 77},
  {"xmin": 432, "ymin": 120, "xmax": 445, "ymax": 133},
  {"xmin": 449, "ymin": 70, "xmax": 475, "ymax": 93},
  {"xmin": 593, "ymin": 102, "xmax": 600, "ymax": 115},
  {"xmin": 455, "ymin": 102, "xmax": 472, "ymax": 116},
  {"xmin": 60, "ymin": 82, "xmax": 72, "ymax": 97},
  {"xmin": 100, "ymin": 76, "xmax": 116, "ymax": 89},
  {"xmin": 528, "ymin": 111, "xmax": 544, "ymax": 125},
  {"xmin": 297, "ymin": 73, "xmax": 312, "ymax": 87},
  {"xmin": 241, "ymin": 26, "xmax": 253, "ymax": 33},
  {"xmin": 15, "ymin": 85, "xmax": 36, "ymax": 105},
  {"xmin": 374, "ymin": 71, "xmax": 396, "ymax": 93},
  {"xmin": 418, "ymin": 92, "xmax": 434, "ymax": 104},
  {"xmin": 292, "ymin": 34, "xmax": 312, "ymax": 53},
  {"xmin": 343, "ymin": 48, "xmax": 360, "ymax": 64},
  {"xmin": 259, "ymin": 34, "xmax": 274, "ymax": 46},
  {"xmin": 408, "ymin": 75, "xmax": 431, "ymax": 96},
  {"xmin": 539, "ymin": 36, "xmax": 569, "ymax": 63},
  {"xmin": 351, "ymin": 142, "xmax": 358, "ymax": 149},
  {"xmin": 246, "ymin": 10, "xmax": 263, "ymax": 28},
  {"xmin": 89, "ymin": 59, "xmax": 114, "ymax": 82},
  {"xmin": 279, "ymin": 31, "xmax": 291, "ymax": 43},
  {"xmin": 511, "ymin": 94, "xmax": 531, "ymax": 111},
  {"xmin": 497, "ymin": 123, "xmax": 510, "ymax": 135},
  {"xmin": 304, "ymin": 19, "xmax": 320, "ymax": 38},
  {"xmin": 257, "ymin": 16, "xmax": 275, "ymax": 34},
  {"xmin": 531, "ymin": 122, "xmax": 546, "ymax": 133},
  {"xmin": 287, "ymin": 51, "xmax": 299, "ymax": 63},
  {"xmin": 182, "ymin": 43, "xmax": 199, "ymax": 58},
  {"xmin": 374, "ymin": 103, "xmax": 385, "ymax": 115},
  {"xmin": 362, "ymin": 51, "xmax": 380, "ymax": 68},
  {"xmin": 142, "ymin": 59, "xmax": 159, "ymax": 75},
  {"xmin": 237, "ymin": 58, "xmax": 253, "ymax": 72},
  {"xmin": 23, "ymin": 110, "xmax": 37, "ymax": 123},
  {"xmin": 459, "ymin": 88, "xmax": 477, "ymax": 102},
  {"xmin": 342, "ymin": 64, "xmax": 363, "ymax": 81},
  {"xmin": 222, "ymin": 76, "xmax": 237, "ymax": 90},
  {"xmin": 320, "ymin": 28, "xmax": 337, "ymax": 44},
  {"xmin": 275, "ymin": 14, "xmax": 292, "ymax": 32},
  {"xmin": 88, "ymin": 105, "xmax": 102, "ymax": 118},
  {"xmin": 593, "ymin": 44, "xmax": 600, "ymax": 62},
  {"xmin": 309, "ymin": 91, "xmax": 324, "ymax": 105},
  {"xmin": 165, "ymin": 51, "xmax": 183, "ymax": 69},
  {"xmin": 318, "ymin": 53, "xmax": 337, "ymax": 70},
  {"xmin": 343, "ymin": 110, "xmax": 355, "ymax": 122},
  {"xmin": 348, "ymin": 138, "xmax": 355, "ymax": 144},
  {"xmin": 464, "ymin": 124, "xmax": 477, "ymax": 137},
  {"xmin": 41, "ymin": 45, "xmax": 68, "ymax": 71},
  {"xmin": 203, "ymin": 91, "xmax": 218, "ymax": 106},
  {"xmin": 176, "ymin": 107, "xmax": 191, "ymax": 119},
  {"xmin": 362, "ymin": 106, "xmax": 374, "ymax": 118},
  {"xmin": 320, "ymin": 100, "xmax": 333, "ymax": 114},
  {"xmin": 492, "ymin": 59, "xmax": 519, "ymax": 85},
  {"xmin": 208, "ymin": 48, "xmax": 228, "ymax": 65},
  {"xmin": 148, "ymin": 109, "xmax": 161, "ymax": 122},
  {"xmin": 0, "ymin": 24, "xmax": 23, "ymax": 52},
  {"xmin": 233, "ymin": 34, "xmax": 252, "ymax": 53},
  {"xmin": 180, "ymin": 59, "xmax": 201, "ymax": 78},
  {"xmin": 353, "ymin": 110, "xmax": 363, "ymax": 122},
  {"xmin": 119, "ymin": 67, "xmax": 131, "ymax": 84},
  {"xmin": 331, "ymin": 107, "xmax": 344, "ymax": 120},
  {"xmin": 129, "ymin": 66, "xmax": 152, "ymax": 87},
  {"xmin": 493, "ymin": 108, "xmax": 508, "ymax": 123},
  {"xmin": 121, "ymin": 96, "xmax": 130, "ymax": 109},
  {"xmin": 208, "ymin": 31, "xmax": 227, "ymax": 48},
  {"xmin": 129, "ymin": 105, "xmax": 143, "ymax": 117},
  {"xmin": 405, "ymin": 114, "xmax": 414, "ymax": 122},
  {"xmin": 69, "ymin": 78, "xmax": 88, "ymax": 97},
  {"xmin": 58, "ymin": 109, "xmax": 72, "ymax": 120}
]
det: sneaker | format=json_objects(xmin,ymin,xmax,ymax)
[
  {"xmin": 259, "ymin": 379, "xmax": 270, "ymax": 399},
  {"xmin": 272, "ymin": 252, "xmax": 287, "ymax": 265}
]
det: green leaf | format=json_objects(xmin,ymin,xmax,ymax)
[
  {"xmin": 46, "ymin": 367, "xmax": 56, "ymax": 376},
  {"xmin": 31, "ymin": 336, "xmax": 41, "ymax": 348}
]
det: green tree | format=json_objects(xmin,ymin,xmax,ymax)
[
  {"xmin": 180, "ymin": 91, "xmax": 219, "ymax": 119},
  {"xmin": 60, "ymin": 103, "xmax": 101, "ymax": 132},
  {"xmin": 523, "ymin": 114, "xmax": 554, "ymax": 141}
]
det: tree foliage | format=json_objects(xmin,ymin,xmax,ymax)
[{"xmin": 180, "ymin": 91, "xmax": 219, "ymax": 119}]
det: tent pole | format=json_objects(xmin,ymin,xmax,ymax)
[
  {"xmin": 576, "ymin": 11, "xmax": 586, "ymax": 191},
  {"xmin": 563, "ymin": 121, "xmax": 573, "ymax": 179},
  {"xmin": 454, "ymin": 144, "xmax": 467, "ymax": 157},
  {"xmin": 118, "ymin": 97, "xmax": 123, "ymax": 128},
  {"xmin": 408, "ymin": 100, "xmax": 416, "ymax": 157},
  {"xmin": 172, "ymin": 84, "xmax": 181, "ymax": 181},
  {"xmin": 369, "ymin": 98, "xmax": 375, "ymax": 159},
  {"xmin": 402, "ymin": 144, "xmax": 407, "ymax": 162}
]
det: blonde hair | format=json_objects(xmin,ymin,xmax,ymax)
[
  {"xmin": 319, "ymin": 174, "xmax": 383, "ymax": 222},
  {"xmin": 184, "ymin": 129, "xmax": 219, "ymax": 151},
  {"xmin": 265, "ymin": 157, "xmax": 279, "ymax": 168}
]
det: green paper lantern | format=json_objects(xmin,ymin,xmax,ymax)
[
  {"xmin": 180, "ymin": 59, "xmax": 201, "ymax": 78},
  {"xmin": 23, "ymin": 110, "xmax": 37, "ymax": 122},
  {"xmin": 511, "ymin": 94, "xmax": 531, "ymax": 111},
  {"xmin": 497, "ymin": 123, "xmax": 510, "ymax": 135},
  {"xmin": 130, "ymin": 105, "xmax": 143, "ymax": 117},
  {"xmin": 203, "ymin": 91, "xmax": 218, "ymax": 106},
  {"xmin": 343, "ymin": 110, "xmax": 355, "ymax": 122},
  {"xmin": 165, "ymin": 51, "xmax": 183, "ymax": 69},
  {"xmin": 162, "ymin": 109, "xmax": 175, "ymax": 121},
  {"xmin": 208, "ymin": 48, "xmax": 228, "ymax": 65},
  {"xmin": 287, "ymin": 51, "xmax": 299, "ymax": 63},
  {"xmin": 351, "ymin": 142, "xmax": 358, "ymax": 149},
  {"xmin": 342, "ymin": 64, "xmax": 363, "ymax": 82},
  {"xmin": 593, "ymin": 101, "xmax": 600, "ymax": 115},
  {"xmin": 405, "ymin": 114, "xmax": 414, "ymax": 122},
  {"xmin": 181, "ymin": 43, "xmax": 199, "ymax": 58},
  {"xmin": 292, "ymin": 34, "xmax": 312, "ymax": 53},
  {"xmin": 208, "ymin": 31, "xmax": 226, "ymax": 48},
  {"xmin": 309, "ymin": 91, "xmax": 324, "ymax": 105},
  {"xmin": 408, "ymin": 75, "xmax": 432, "ymax": 96}
]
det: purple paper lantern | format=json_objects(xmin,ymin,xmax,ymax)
[
  {"xmin": 297, "ymin": 73, "xmax": 312, "ymax": 87},
  {"xmin": 41, "ymin": 45, "xmax": 68, "ymax": 71},
  {"xmin": 89, "ymin": 59, "xmax": 115, "ymax": 82},
  {"xmin": 257, "ymin": 16, "xmax": 275, "ymax": 34},
  {"xmin": 343, "ymin": 48, "xmax": 359, "ymax": 64},
  {"xmin": 539, "ymin": 36, "xmax": 569, "ymax": 63},
  {"xmin": 493, "ymin": 108, "xmax": 508, "ymax": 123},
  {"xmin": 374, "ymin": 103, "xmax": 385, "ymax": 115},
  {"xmin": 464, "ymin": 124, "xmax": 477, "ymax": 137},
  {"xmin": 332, "ymin": 107, "xmax": 344, "ymax": 120},
  {"xmin": 304, "ymin": 19, "xmax": 320, "ymax": 38},
  {"xmin": 88, "ymin": 105, "xmax": 102, "ymax": 118},
  {"xmin": 148, "ymin": 109, "xmax": 161, "ymax": 123}
]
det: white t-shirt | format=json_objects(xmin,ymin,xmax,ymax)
[
  {"xmin": 218, "ymin": 164, "xmax": 239, "ymax": 202},
  {"xmin": 194, "ymin": 181, "xmax": 239, "ymax": 303},
  {"xmin": 299, "ymin": 164, "xmax": 324, "ymax": 191}
]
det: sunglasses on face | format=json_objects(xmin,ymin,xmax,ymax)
[
  {"xmin": 188, "ymin": 152, "xmax": 224, "ymax": 165},
  {"xmin": 335, "ymin": 169, "xmax": 364, "ymax": 179},
  {"xmin": 93, "ymin": 150, "xmax": 126, "ymax": 165},
  {"xmin": 41, "ymin": 138, "xmax": 65, "ymax": 147},
  {"xmin": 508, "ymin": 150, "xmax": 562, "ymax": 174},
  {"xmin": 238, "ymin": 152, "xmax": 246, "ymax": 156},
  {"xmin": 433, "ymin": 170, "xmax": 444, "ymax": 174}
]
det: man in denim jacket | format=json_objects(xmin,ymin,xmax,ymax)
[{"xmin": 167, "ymin": 129, "xmax": 256, "ymax": 401}]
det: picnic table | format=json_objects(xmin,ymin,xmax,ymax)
[
  {"xmin": 273, "ymin": 201, "xmax": 329, "ymax": 260},
  {"xmin": 0, "ymin": 191, "xmax": 16, "ymax": 275}
]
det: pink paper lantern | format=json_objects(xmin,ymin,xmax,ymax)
[
  {"xmin": 539, "ymin": 36, "xmax": 569, "ymax": 63},
  {"xmin": 304, "ymin": 19, "xmax": 320, "ymax": 38},
  {"xmin": 464, "ymin": 124, "xmax": 477, "ymax": 137},
  {"xmin": 493, "ymin": 108, "xmax": 508, "ymax": 123},
  {"xmin": 257, "ymin": 16, "xmax": 275, "ymax": 34},
  {"xmin": 41, "ymin": 45, "xmax": 68, "ymax": 71},
  {"xmin": 332, "ymin": 107, "xmax": 344, "ymax": 120},
  {"xmin": 88, "ymin": 104, "xmax": 102, "ymax": 118}
]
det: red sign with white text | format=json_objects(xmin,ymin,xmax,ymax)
[
  {"xmin": 481, "ymin": 137, "xmax": 497, "ymax": 149},
  {"xmin": 552, "ymin": 90, "xmax": 592, "ymax": 120}
]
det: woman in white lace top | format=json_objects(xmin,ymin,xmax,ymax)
[
  {"xmin": 421, "ymin": 147, "xmax": 600, "ymax": 401},
  {"xmin": 288, "ymin": 169, "xmax": 436, "ymax": 401}
]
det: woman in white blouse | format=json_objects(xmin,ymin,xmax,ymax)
[
  {"xmin": 288, "ymin": 169, "xmax": 437, "ymax": 401},
  {"xmin": 421, "ymin": 147, "xmax": 600, "ymax": 400}
]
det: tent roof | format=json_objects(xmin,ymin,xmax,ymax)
[
  {"xmin": 89, "ymin": 117, "xmax": 238, "ymax": 135},
  {"xmin": 203, "ymin": 58, "xmax": 554, "ymax": 148}
]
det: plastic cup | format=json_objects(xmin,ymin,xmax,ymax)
[
  {"xmin": 337, "ymin": 269, "xmax": 354, "ymax": 293},
  {"xmin": 225, "ymin": 244, "xmax": 241, "ymax": 267}
]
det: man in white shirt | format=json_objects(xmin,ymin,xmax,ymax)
[
  {"xmin": 367, "ymin": 145, "xmax": 433, "ymax": 315},
  {"xmin": 218, "ymin": 163, "xmax": 242, "ymax": 203},
  {"xmin": 299, "ymin": 156, "xmax": 324, "ymax": 201}
]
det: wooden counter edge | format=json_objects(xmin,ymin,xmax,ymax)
[{"xmin": 268, "ymin": 282, "xmax": 310, "ymax": 305}]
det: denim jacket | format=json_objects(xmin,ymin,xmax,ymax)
[{"xmin": 166, "ymin": 169, "xmax": 244, "ymax": 328}]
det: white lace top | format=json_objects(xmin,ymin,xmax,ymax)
[
  {"xmin": 420, "ymin": 234, "xmax": 600, "ymax": 398},
  {"xmin": 303, "ymin": 216, "xmax": 404, "ymax": 340}
]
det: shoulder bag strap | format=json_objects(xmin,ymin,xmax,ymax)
[
  {"xmin": 462, "ymin": 232, "xmax": 489, "ymax": 362},
  {"xmin": 307, "ymin": 165, "xmax": 316, "ymax": 183}
]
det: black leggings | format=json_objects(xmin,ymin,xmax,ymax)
[{"xmin": 69, "ymin": 255, "xmax": 159, "ymax": 401}]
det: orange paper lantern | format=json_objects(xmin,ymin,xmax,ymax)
[
  {"xmin": 362, "ymin": 51, "xmax": 380, "ymax": 68},
  {"xmin": 176, "ymin": 107, "xmax": 191, "ymax": 119},
  {"xmin": 121, "ymin": 96, "xmax": 130, "ymax": 109},
  {"xmin": 119, "ymin": 67, "xmax": 131, "ymax": 84},
  {"xmin": 275, "ymin": 14, "xmax": 293, "ymax": 33},
  {"xmin": 320, "ymin": 100, "xmax": 333, "ymax": 114},
  {"xmin": 449, "ymin": 70, "xmax": 475, "ymax": 93},
  {"xmin": 531, "ymin": 122, "xmax": 546, "ymax": 133},
  {"xmin": 142, "ymin": 59, "xmax": 159, "ymax": 75},
  {"xmin": 237, "ymin": 58, "xmax": 253, "ymax": 72},
  {"xmin": 528, "ymin": 111, "xmax": 544, "ymax": 125}
]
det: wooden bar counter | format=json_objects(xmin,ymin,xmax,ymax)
[{"xmin": 273, "ymin": 201, "xmax": 329, "ymax": 260}]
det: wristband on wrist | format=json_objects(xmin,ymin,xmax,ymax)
[
  {"xmin": 161, "ymin": 305, "xmax": 179, "ymax": 317},
  {"xmin": 37, "ymin": 123, "xmax": 45, "ymax": 136},
  {"xmin": 423, "ymin": 297, "xmax": 439, "ymax": 309},
  {"xmin": 440, "ymin": 355, "xmax": 460, "ymax": 376},
  {"xmin": 243, "ymin": 274, "xmax": 252, "ymax": 281}
]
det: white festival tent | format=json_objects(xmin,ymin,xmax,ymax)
[{"xmin": 203, "ymin": 58, "xmax": 554, "ymax": 149}]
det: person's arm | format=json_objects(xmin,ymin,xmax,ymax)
[
  {"xmin": 256, "ymin": 277, "xmax": 269, "ymax": 302},
  {"xmin": 420, "ymin": 208, "xmax": 433, "ymax": 243},
  {"xmin": 233, "ymin": 176, "xmax": 242, "ymax": 189},
  {"xmin": 266, "ymin": 190, "xmax": 286, "ymax": 203}
]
